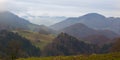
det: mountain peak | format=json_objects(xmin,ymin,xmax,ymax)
[
  {"xmin": 0, "ymin": 11, "xmax": 31, "ymax": 30},
  {"xmin": 0, "ymin": 11, "xmax": 14, "ymax": 15},
  {"xmin": 82, "ymin": 13, "xmax": 105, "ymax": 18},
  {"xmin": 0, "ymin": 11, "xmax": 20, "ymax": 20}
]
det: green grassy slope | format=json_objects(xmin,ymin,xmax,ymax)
[
  {"xmin": 17, "ymin": 52, "xmax": 120, "ymax": 60},
  {"xmin": 14, "ymin": 30, "xmax": 55, "ymax": 50}
]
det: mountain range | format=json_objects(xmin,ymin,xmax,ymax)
[
  {"xmin": 0, "ymin": 11, "xmax": 120, "ymax": 59},
  {"xmin": 0, "ymin": 11, "xmax": 119, "ymax": 46},
  {"xmin": 51, "ymin": 13, "xmax": 120, "ymax": 34}
]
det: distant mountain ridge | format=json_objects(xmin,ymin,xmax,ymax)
[
  {"xmin": 60, "ymin": 23, "xmax": 119, "ymax": 46},
  {"xmin": 61, "ymin": 23, "xmax": 97, "ymax": 38},
  {"xmin": 61, "ymin": 23, "xmax": 118, "ymax": 39},
  {"xmin": 0, "ymin": 11, "xmax": 31, "ymax": 30},
  {"xmin": 51, "ymin": 13, "xmax": 120, "ymax": 34},
  {"xmin": 0, "ymin": 11, "xmax": 56, "ymax": 34}
]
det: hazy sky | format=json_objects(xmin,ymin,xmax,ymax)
[
  {"xmin": 0, "ymin": 0, "xmax": 120, "ymax": 25},
  {"xmin": 4, "ymin": 0, "xmax": 119, "ymax": 17}
]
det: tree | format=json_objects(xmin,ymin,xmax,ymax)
[{"xmin": 6, "ymin": 40, "xmax": 23, "ymax": 60}]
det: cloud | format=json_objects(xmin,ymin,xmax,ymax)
[
  {"xmin": 0, "ymin": 0, "xmax": 7, "ymax": 12},
  {"xmin": 7, "ymin": 0, "xmax": 120, "ymax": 17},
  {"xmin": 4, "ymin": 0, "xmax": 120, "ymax": 25}
]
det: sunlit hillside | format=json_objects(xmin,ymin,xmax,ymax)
[
  {"xmin": 17, "ymin": 52, "xmax": 120, "ymax": 60},
  {"xmin": 14, "ymin": 30, "xmax": 55, "ymax": 49}
]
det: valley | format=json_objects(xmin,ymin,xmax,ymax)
[{"xmin": 0, "ymin": 11, "xmax": 120, "ymax": 60}]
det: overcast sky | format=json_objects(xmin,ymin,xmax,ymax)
[
  {"xmin": 4, "ymin": 0, "xmax": 119, "ymax": 17},
  {"xmin": 0, "ymin": 0, "xmax": 120, "ymax": 25}
]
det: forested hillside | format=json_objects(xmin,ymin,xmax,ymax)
[{"xmin": 0, "ymin": 30, "xmax": 41, "ymax": 60}]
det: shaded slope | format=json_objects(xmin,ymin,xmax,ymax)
[
  {"xmin": 110, "ymin": 38, "xmax": 120, "ymax": 52},
  {"xmin": 0, "ymin": 30, "xmax": 41, "ymax": 59},
  {"xmin": 61, "ymin": 23, "xmax": 97, "ymax": 38},
  {"xmin": 43, "ymin": 33, "xmax": 98, "ymax": 56},
  {"xmin": 83, "ymin": 35, "xmax": 111, "ymax": 46},
  {"xmin": 61, "ymin": 23, "xmax": 118, "ymax": 39},
  {"xmin": 60, "ymin": 23, "xmax": 118, "ymax": 46}
]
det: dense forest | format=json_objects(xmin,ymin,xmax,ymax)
[{"xmin": 0, "ymin": 30, "xmax": 40, "ymax": 60}]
